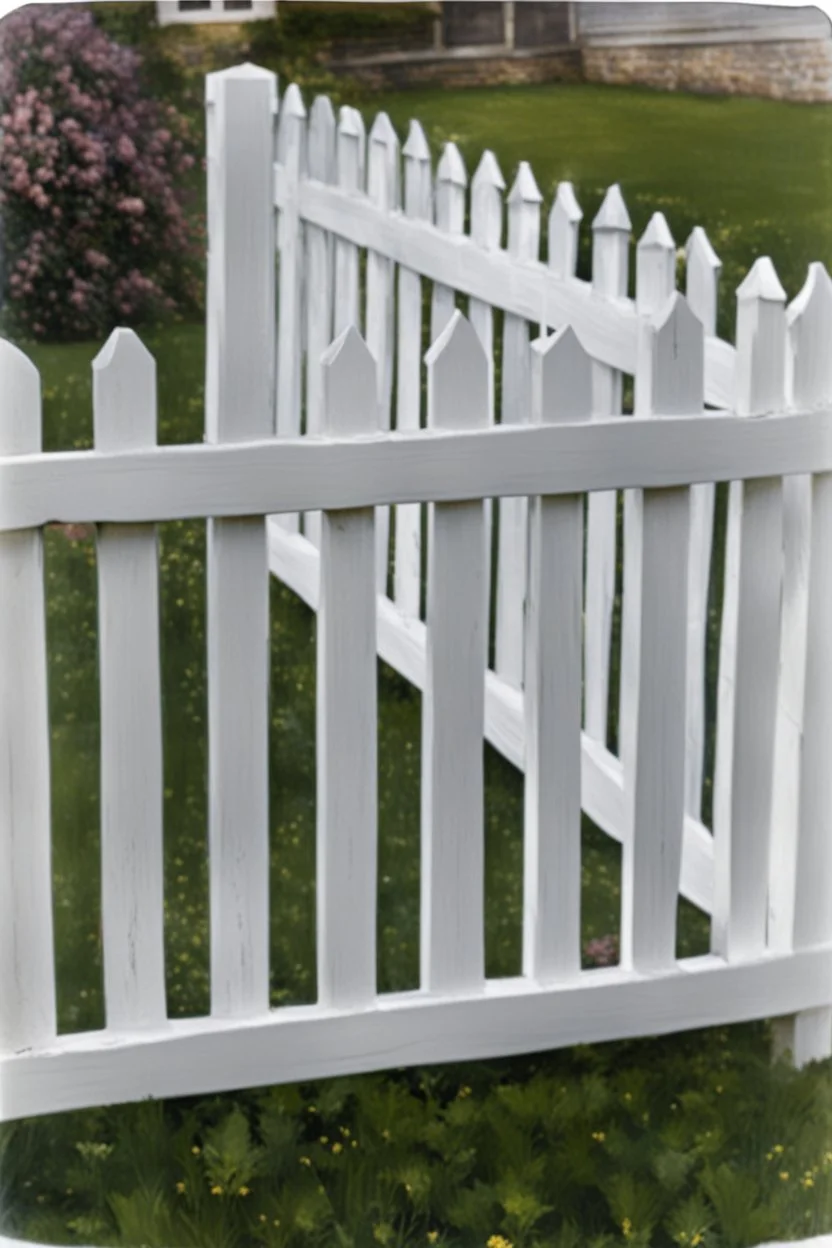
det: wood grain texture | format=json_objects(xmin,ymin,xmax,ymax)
[
  {"xmin": 275, "ymin": 169, "xmax": 736, "ymax": 408},
  {"xmin": 684, "ymin": 226, "xmax": 721, "ymax": 821},
  {"xmin": 585, "ymin": 184, "xmax": 630, "ymax": 745},
  {"xmin": 204, "ymin": 65, "xmax": 274, "ymax": 1018},
  {"xmin": 5, "ymin": 946, "xmax": 830, "ymax": 1123},
  {"xmin": 93, "ymin": 330, "xmax": 167, "ymax": 1032},
  {"xmin": 621, "ymin": 296, "xmax": 703, "ymax": 973},
  {"xmin": 303, "ymin": 93, "xmax": 336, "ymax": 549},
  {"xmin": 317, "ymin": 329, "xmax": 379, "ymax": 1008},
  {"xmin": 394, "ymin": 120, "xmax": 432, "ymax": 620},
  {"xmin": 713, "ymin": 257, "xmax": 786, "ymax": 962},
  {"xmin": 421, "ymin": 312, "xmax": 488, "ymax": 994},
  {"xmin": 496, "ymin": 161, "xmax": 542, "ymax": 689},
  {"xmin": 0, "ymin": 339, "xmax": 56, "ymax": 1055},
  {"xmin": 523, "ymin": 327, "xmax": 590, "ymax": 983}
]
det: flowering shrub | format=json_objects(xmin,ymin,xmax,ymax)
[{"xmin": 0, "ymin": 3, "xmax": 203, "ymax": 341}]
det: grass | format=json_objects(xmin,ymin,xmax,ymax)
[{"xmin": 2, "ymin": 30, "xmax": 832, "ymax": 1246}]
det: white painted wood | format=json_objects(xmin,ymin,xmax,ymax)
[
  {"xmin": 585, "ymin": 183, "xmax": 630, "ymax": 745},
  {"xmin": 394, "ymin": 120, "xmax": 432, "ymax": 619},
  {"xmin": 275, "ymin": 171, "xmax": 736, "ymax": 409},
  {"xmin": 4, "ymin": 945, "xmax": 830, "ymax": 1123},
  {"xmin": 334, "ymin": 106, "xmax": 365, "ymax": 335},
  {"xmin": 684, "ymin": 226, "xmax": 722, "ymax": 822},
  {"xmin": 421, "ymin": 312, "xmax": 488, "ymax": 994},
  {"xmin": 276, "ymin": 83, "xmax": 307, "ymax": 533},
  {"xmin": 0, "ymin": 339, "xmax": 55, "ymax": 1056},
  {"xmin": 621, "ymin": 295, "xmax": 702, "ymax": 973},
  {"xmin": 469, "ymin": 150, "xmax": 505, "ymax": 636},
  {"xmin": 366, "ymin": 112, "xmax": 400, "ymax": 595},
  {"xmin": 303, "ymin": 94, "xmax": 336, "ymax": 550},
  {"xmin": 619, "ymin": 212, "xmax": 676, "ymax": 794},
  {"xmin": 93, "ymin": 330, "xmax": 166, "ymax": 1033},
  {"xmin": 548, "ymin": 182, "xmax": 582, "ymax": 283},
  {"xmin": 204, "ymin": 64, "xmax": 274, "ymax": 1019},
  {"xmin": 773, "ymin": 262, "xmax": 832, "ymax": 1065},
  {"xmin": 267, "ymin": 518, "xmax": 715, "ymax": 918},
  {"xmin": 430, "ymin": 142, "xmax": 466, "ymax": 342},
  {"xmin": 524, "ymin": 327, "xmax": 591, "ymax": 983},
  {"xmin": 713, "ymin": 257, "xmax": 787, "ymax": 962},
  {"xmin": 317, "ymin": 328, "xmax": 378, "ymax": 1008},
  {"xmin": 496, "ymin": 161, "xmax": 542, "ymax": 689},
  {"xmin": 8, "ymin": 405, "xmax": 832, "ymax": 532}
]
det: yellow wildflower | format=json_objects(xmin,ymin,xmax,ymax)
[
  {"xmin": 458, "ymin": 1085, "xmax": 472, "ymax": 1099},
  {"xmin": 592, "ymin": 1131, "xmax": 606, "ymax": 1142},
  {"xmin": 427, "ymin": 1234, "xmax": 439, "ymax": 1245},
  {"xmin": 340, "ymin": 1126, "xmax": 351, "ymax": 1138},
  {"xmin": 300, "ymin": 1156, "xmax": 312, "ymax": 1167},
  {"xmin": 622, "ymin": 1218, "xmax": 634, "ymax": 1240},
  {"xmin": 238, "ymin": 1186, "xmax": 250, "ymax": 1197},
  {"xmin": 486, "ymin": 1237, "xmax": 513, "ymax": 1248},
  {"xmin": 802, "ymin": 1177, "xmax": 815, "ymax": 1189},
  {"xmin": 259, "ymin": 1215, "xmax": 267, "ymax": 1223},
  {"xmin": 211, "ymin": 1184, "xmax": 223, "ymax": 1196},
  {"xmin": 691, "ymin": 1235, "xmax": 703, "ymax": 1246},
  {"xmin": 351, "ymin": 1139, "xmax": 359, "ymax": 1148},
  {"xmin": 320, "ymin": 1136, "xmax": 329, "ymax": 1145},
  {"xmin": 779, "ymin": 1172, "xmax": 790, "ymax": 1182},
  {"xmin": 175, "ymin": 1181, "xmax": 186, "ymax": 1195},
  {"xmin": 332, "ymin": 1142, "xmax": 343, "ymax": 1154},
  {"xmin": 382, "ymin": 1129, "xmax": 391, "ymax": 1141},
  {"xmin": 191, "ymin": 1145, "xmax": 201, "ymax": 1156},
  {"xmin": 773, "ymin": 1144, "xmax": 785, "ymax": 1154}
]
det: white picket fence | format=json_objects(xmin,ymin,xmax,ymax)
[{"xmin": 2, "ymin": 62, "xmax": 832, "ymax": 1141}]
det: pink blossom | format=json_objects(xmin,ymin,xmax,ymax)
[{"xmin": 116, "ymin": 196, "xmax": 145, "ymax": 217}]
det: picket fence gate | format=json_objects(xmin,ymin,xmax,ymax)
[{"xmin": 2, "ymin": 60, "xmax": 832, "ymax": 1178}]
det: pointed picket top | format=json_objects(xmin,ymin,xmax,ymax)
[
  {"xmin": 685, "ymin": 225, "xmax": 722, "ymax": 336},
  {"xmin": 508, "ymin": 160, "xmax": 543, "ymax": 206},
  {"xmin": 338, "ymin": 103, "xmax": 363, "ymax": 139},
  {"xmin": 686, "ymin": 224, "xmax": 721, "ymax": 271},
  {"xmin": 437, "ymin": 141, "xmax": 467, "ymax": 187},
  {"xmin": 471, "ymin": 150, "xmax": 505, "ymax": 250},
  {"xmin": 472, "ymin": 149, "xmax": 505, "ymax": 193},
  {"xmin": 592, "ymin": 183, "xmax": 631, "ymax": 233},
  {"xmin": 403, "ymin": 118, "xmax": 430, "ymax": 163},
  {"xmin": 787, "ymin": 261, "xmax": 832, "ymax": 408},
  {"xmin": 368, "ymin": 110, "xmax": 400, "ymax": 209},
  {"xmin": 646, "ymin": 292, "xmax": 705, "ymax": 417},
  {"xmin": 281, "ymin": 81, "xmax": 306, "ymax": 119},
  {"xmin": 530, "ymin": 324, "xmax": 593, "ymax": 425},
  {"xmin": 205, "ymin": 60, "xmax": 278, "ymax": 105},
  {"xmin": 737, "ymin": 255, "xmax": 787, "ymax": 304},
  {"xmin": 425, "ymin": 310, "xmax": 488, "ymax": 431},
  {"xmin": 638, "ymin": 211, "xmax": 675, "ymax": 253},
  {"xmin": 337, "ymin": 105, "xmax": 364, "ymax": 192},
  {"xmin": 322, "ymin": 325, "xmax": 378, "ymax": 437},
  {"xmin": 308, "ymin": 94, "xmax": 336, "ymax": 182},
  {"xmin": 369, "ymin": 110, "xmax": 397, "ymax": 149},
  {"xmin": 92, "ymin": 328, "xmax": 157, "ymax": 452},
  {"xmin": 0, "ymin": 336, "xmax": 41, "ymax": 454},
  {"xmin": 549, "ymin": 182, "xmax": 583, "ymax": 280}
]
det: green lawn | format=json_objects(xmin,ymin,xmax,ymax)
[{"xmin": 2, "ymin": 69, "xmax": 832, "ymax": 1248}]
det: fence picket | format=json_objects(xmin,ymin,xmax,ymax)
[
  {"xmin": 0, "ymin": 340, "xmax": 55, "ymax": 1054},
  {"xmin": 470, "ymin": 150, "xmax": 505, "ymax": 643},
  {"xmin": 422, "ymin": 312, "xmax": 488, "ymax": 994},
  {"xmin": 523, "ymin": 326, "xmax": 591, "ymax": 983},
  {"xmin": 548, "ymin": 181, "xmax": 582, "ymax": 283},
  {"xmin": 334, "ymin": 106, "xmax": 365, "ymax": 335},
  {"xmin": 713, "ymin": 257, "xmax": 787, "ymax": 962},
  {"xmin": 318, "ymin": 328, "xmax": 379, "ymax": 1008},
  {"xmin": 367, "ymin": 112, "xmax": 400, "ymax": 595},
  {"xmin": 771, "ymin": 263, "xmax": 832, "ymax": 1064},
  {"xmin": 394, "ymin": 120, "xmax": 432, "ymax": 620},
  {"xmin": 93, "ymin": 330, "xmax": 166, "ymax": 1032},
  {"xmin": 430, "ymin": 142, "xmax": 466, "ymax": 342},
  {"xmin": 304, "ymin": 94, "xmax": 336, "ymax": 550},
  {"xmin": 684, "ymin": 226, "xmax": 722, "ymax": 822},
  {"xmin": 204, "ymin": 64, "xmax": 275, "ymax": 1018},
  {"xmin": 496, "ymin": 161, "xmax": 542, "ymax": 689},
  {"xmin": 619, "ymin": 213, "xmax": 676, "ymax": 794},
  {"xmin": 622, "ymin": 295, "xmax": 702, "ymax": 972},
  {"xmin": 275, "ymin": 84, "xmax": 307, "ymax": 538},
  {"xmin": 585, "ymin": 184, "xmax": 630, "ymax": 745}
]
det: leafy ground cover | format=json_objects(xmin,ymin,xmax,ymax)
[{"xmin": 1, "ymin": 12, "xmax": 832, "ymax": 1244}]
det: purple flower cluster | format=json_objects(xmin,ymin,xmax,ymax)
[
  {"xmin": 583, "ymin": 934, "xmax": 619, "ymax": 967},
  {"xmin": 0, "ymin": 4, "xmax": 204, "ymax": 340}
]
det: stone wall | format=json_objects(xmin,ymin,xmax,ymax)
[
  {"xmin": 582, "ymin": 38, "xmax": 832, "ymax": 103},
  {"xmin": 336, "ymin": 47, "xmax": 583, "ymax": 91}
]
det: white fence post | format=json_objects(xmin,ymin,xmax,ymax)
[
  {"xmin": 619, "ymin": 212, "xmax": 676, "ymax": 796},
  {"xmin": 304, "ymin": 93, "xmax": 336, "ymax": 550},
  {"xmin": 496, "ymin": 161, "xmax": 542, "ymax": 690},
  {"xmin": 205, "ymin": 63, "xmax": 276, "ymax": 1018},
  {"xmin": 318, "ymin": 328, "xmax": 379, "ymax": 1009},
  {"xmin": 684, "ymin": 226, "xmax": 722, "ymax": 822},
  {"xmin": 430, "ymin": 142, "xmax": 466, "ymax": 342},
  {"xmin": 0, "ymin": 340, "xmax": 56, "ymax": 1056},
  {"xmin": 523, "ymin": 326, "xmax": 591, "ymax": 983},
  {"xmin": 421, "ymin": 312, "xmax": 488, "ymax": 994},
  {"xmin": 621, "ymin": 295, "xmax": 702, "ymax": 972},
  {"xmin": 772, "ymin": 261, "xmax": 832, "ymax": 1064},
  {"xmin": 276, "ymin": 83, "xmax": 307, "ymax": 526},
  {"xmin": 585, "ymin": 184, "xmax": 630, "ymax": 746},
  {"xmin": 94, "ymin": 329, "xmax": 167, "ymax": 1032},
  {"xmin": 367, "ymin": 111, "xmax": 400, "ymax": 596},
  {"xmin": 712, "ymin": 257, "xmax": 786, "ymax": 962},
  {"xmin": 394, "ymin": 120, "xmax": 432, "ymax": 620},
  {"xmin": 548, "ymin": 181, "xmax": 582, "ymax": 284}
]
